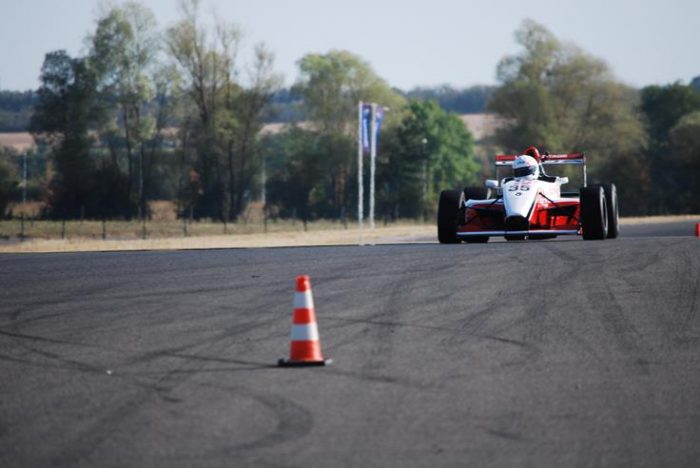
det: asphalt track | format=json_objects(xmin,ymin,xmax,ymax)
[{"xmin": 1, "ymin": 220, "xmax": 699, "ymax": 467}]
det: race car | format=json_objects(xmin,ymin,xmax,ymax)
[{"xmin": 437, "ymin": 146, "xmax": 619, "ymax": 243}]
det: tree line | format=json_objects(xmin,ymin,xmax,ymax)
[
  {"xmin": 0, "ymin": 7, "xmax": 699, "ymax": 220},
  {"xmin": 488, "ymin": 20, "xmax": 700, "ymax": 215},
  {"xmin": 0, "ymin": 80, "xmax": 496, "ymax": 132}
]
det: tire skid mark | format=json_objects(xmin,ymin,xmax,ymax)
[
  {"xmin": 475, "ymin": 411, "xmax": 528, "ymax": 443},
  {"xmin": 122, "ymin": 323, "xmax": 280, "ymax": 367},
  {"xmin": 360, "ymin": 275, "xmax": 403, "ymax": 373},
  {"xmin": 439, "ymin": 255, "xmax": 535, "ymax": 351},
  {"xmin": 539, "ymin": 243, "xmax": 580, "ymax": 264},
  {"xmin": 0, "ymin": 328, "xmax": 89, "ymax": 347},
  {"xmin": 320, "ymin": 367, "xmax": 431, "ymax": 389},
  {"xmin": 47, "ymin": 371, "xmax": 190, "ymax": 466},
  {"xmin": 621, "ymin": 250, "xmax": 662, "ymax": 274},
  {"xmin": 482, "ymin": 427, "xmax": 525, "ymax": 442},
  {"xmin": 227, "ymin": 391, "xmax": 313, "ymax": 455},
  {"xmin": 323, "ymin": 315, "xmax": 456, "ymax": 333},
  {"xmin": 160, "ymin": 383, "xmax": 314, "ymax": 463},
  {"xmin": 336, "ymin": 261, "xmax": 463, "ymax": 372},
  {"xmin": 582, "ymin": 255, "xmax": 653, "ymax": 374},
  {"xmin": 0, "ymin": 308, "xmax": 281, "ymax": 378},
  {"xmin": 44, "ymin": 324, "xmax": 281, "ymax": 466},
  {"xmin": 2, "ymin": 284, "xmax": 144, "ymax": 346},
  {"xmin": 482, "ymin": 334, "xmax": 542, "ymax": 365},
  {"xmin": 671, "ymin": 254, "xmax": 700, "ymax": 344},
  {"xmin": 485, "ymin": 268, "xmax": 548, "ymax": 366},
  {"xmin": 448, "ymin": 242, "xmax": 607, "ymax": 367},
  {"xmin": 542, "ymin": 311, "xmax": 608, "ymax": 366}
]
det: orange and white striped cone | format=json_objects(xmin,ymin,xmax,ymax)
[{"xmin": 278, "ymin": 275, "xmax": 331, "ymax": 367}]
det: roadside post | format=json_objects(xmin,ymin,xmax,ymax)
[
  {"xmin": 358, "ymin": 102, "xmax": 386, "ymax": 229},
  {"xmin": 357, "ymin": 101, "xmax": 364, "ymax": 228}
]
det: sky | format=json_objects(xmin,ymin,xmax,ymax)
[{"xmin": 1, "ymin": 0, "xmax": 699, "ymax": 91}]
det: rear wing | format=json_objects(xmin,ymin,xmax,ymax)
[
  {"xmin": 495, "ymin": 153, "xmax": 586, "ymax": 166},
  {"xmin": 494, "ymin": 152, "xmax": 587, "ymax": 186}
]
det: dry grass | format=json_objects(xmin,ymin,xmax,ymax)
[
  {"xmin": 1, "ymin": 215, "xmax": 697, "ymax": 254},
  {"xmin": 0, "ymin": 223, "xmax": 436, "ymax": 253},
  {"xmin": 6, "ymin": 201, "xmax": 46, "ymax": 217},
  {"xmin": 0, "ymin": 132, "xmax": 34, "ymax": 152},
  {"xmin": 0, "ymin": 217, "xmax": 371, "ymax": 240}
]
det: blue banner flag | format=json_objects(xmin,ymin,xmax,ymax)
[
  {"xmin": 373, "ymin": 106, "xmax": 384, "ymax": 149},
  {"xmin": 361, "ymin": 104, "xmax": 372, "ymax": 154}
]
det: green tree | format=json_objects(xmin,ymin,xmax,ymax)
[
  {"xmin": 0, "ymin": 90, "xmax": 36, "ymax": 132},
  {"xmin": 295, "ymin": 50, "xmax": 405, "ymax": 134},
  {"xmin": 490, "ymin": 20, "xmax": 648, "ymax": 214},
  {"xmin": 220, "ymin": 43, "xmax": 281, "ymax": 220},
  {"xmin": 166, "ymin": 0, "xmax": 240, "ymax": 219},
  {"xmin": 382, "ymin": 100, "xmax": 479, "ymax": 218},
  {"xmin": 90, "ymin": 2, "xmax": 161, "ymax": 217},
  {"xmin": 0, "ymin": 148, "xmax": 18, "ymax": 216},
  {"xmin": 690, "ymin": 76, "xmax": 700, "ymax": 92},
  {"xmin": 263, "ymin": 126, "xmax": 327, "ymax": 221},
  {"xmin": 639, "ymin": 83, "xmax": 700, "ymax": 213},
  {"xmin": 667, "ymin": 111, "xmax": 700, "ymax": 212},
  {"xmin": 30, "ymin": 51, "xmax": 101, "ymax": 217},
  {"xmin": 491, "ymin": 20, "xmax": 646, "ymax": 158},
  {"xmin": 167, "ymin": 0, "xmax": 278, "ymax": 221},
  {"xmin": 293, "ymin": 50, "xmax": 406, "ymax": 217},
  {"xmin": 641, "ymin": 83, "xmax": 700, "ymax": 144},
  {"xmin": 405, "ymin": 85, "xmax": 496, "ymax": 114}
]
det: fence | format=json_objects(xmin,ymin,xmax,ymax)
[{"xmin": 0, "ymin": 212, "xmax": 361, "ymax": 243}]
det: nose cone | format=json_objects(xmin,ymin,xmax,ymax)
[{"xmin": 503, "ymin": 180, "xmax": 538, "ymax": 219}]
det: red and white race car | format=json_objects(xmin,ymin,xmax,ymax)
[{"xmin": 437, "ymin": 147, "xmax": 619, "ymax": 243}]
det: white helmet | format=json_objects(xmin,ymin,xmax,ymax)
[{"xmin": 513, "ymin": 155, "xmax": 540, "ymax": 179}]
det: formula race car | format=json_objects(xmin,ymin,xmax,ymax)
[{"xmin": 437, "ymin": 147, "xmax": 619, "ymax": 243}]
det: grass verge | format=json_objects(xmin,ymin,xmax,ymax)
[{"xmin": 1, "ymin": 215, "xmax": 697, "ymax": 254}]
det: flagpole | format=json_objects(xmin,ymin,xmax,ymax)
[
  {"xmin": 357, "ymin": 101, "xmax": 363, "ymax": 228},
  {"xmin": 369, "ymin": 103, "xmax": 377, "ymax": 229}
]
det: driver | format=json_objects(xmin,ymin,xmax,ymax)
[{"xmin": 512, "ymin": 154, "xmax": 540, "ymax": 179}]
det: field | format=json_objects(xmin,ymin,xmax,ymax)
[
  {"xmin": 0, "ymin": 218, "xmax": 436, "ymax": 253},
  {"xmin": 1, "ymin": 215, "xmax": 697, "ymax": 254}
]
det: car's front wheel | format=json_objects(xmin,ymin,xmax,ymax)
[
  {"xmin": 590, "ymin": 183, "xmax": 619, "ymax": 239},
  {"xmin": 580, "ymin": 186, "xmax": 608, "ymax": 240},
  {"xmin": 437, "ymin": 190, "xmax": 463, "ymax": 244}
]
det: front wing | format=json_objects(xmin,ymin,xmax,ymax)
[{"xmin": 457, "ymin": 199, "xmax": 581, "ymax": 238}]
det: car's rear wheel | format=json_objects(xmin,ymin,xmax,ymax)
[
  {"xmin": 590, "ymin": 183, "xmax": 619, "ymax": 239},
  {"xmin": 580, "ymin": 186, "xmax": 608, "ymax": 240},
  {"xmin": 437, "ymin": 190, "xmax": 463, "ymax": 244}
]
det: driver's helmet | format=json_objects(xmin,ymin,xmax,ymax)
[{"xmin": 513, "ymin": 155, "xmax": 540, "ymax": 179}]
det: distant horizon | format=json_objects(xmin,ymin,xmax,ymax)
[{"xmin": 1, "ymin": 0, "xmax": 699, "ymax": 92}]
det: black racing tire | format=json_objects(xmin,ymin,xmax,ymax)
[
  {"xmin": 463, "ymin": 186, "xmax": 490, "ymax": 202},
  {"xmin": 437, "ymin": 190, "xmax": 463, "ymax": 244},
  {"xmin": 591, "ymin": 183, "xmax": 619, "ymax": 239},
  {"xmin": 580, "ymin": 186, "xmax": 609, "ymax": 240}
]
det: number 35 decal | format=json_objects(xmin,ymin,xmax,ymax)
[{"xmin": 508, "ymin": 181, "xmax": 531, "ymax": 191}]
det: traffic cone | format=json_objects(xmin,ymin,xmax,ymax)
[
  {"xmin": 278, "ymin": 275, "xmax": 331, "ymax": 367},
  {"xmin": 695, "ymin": 223, "xmax": 700, "ymax": 237}
]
